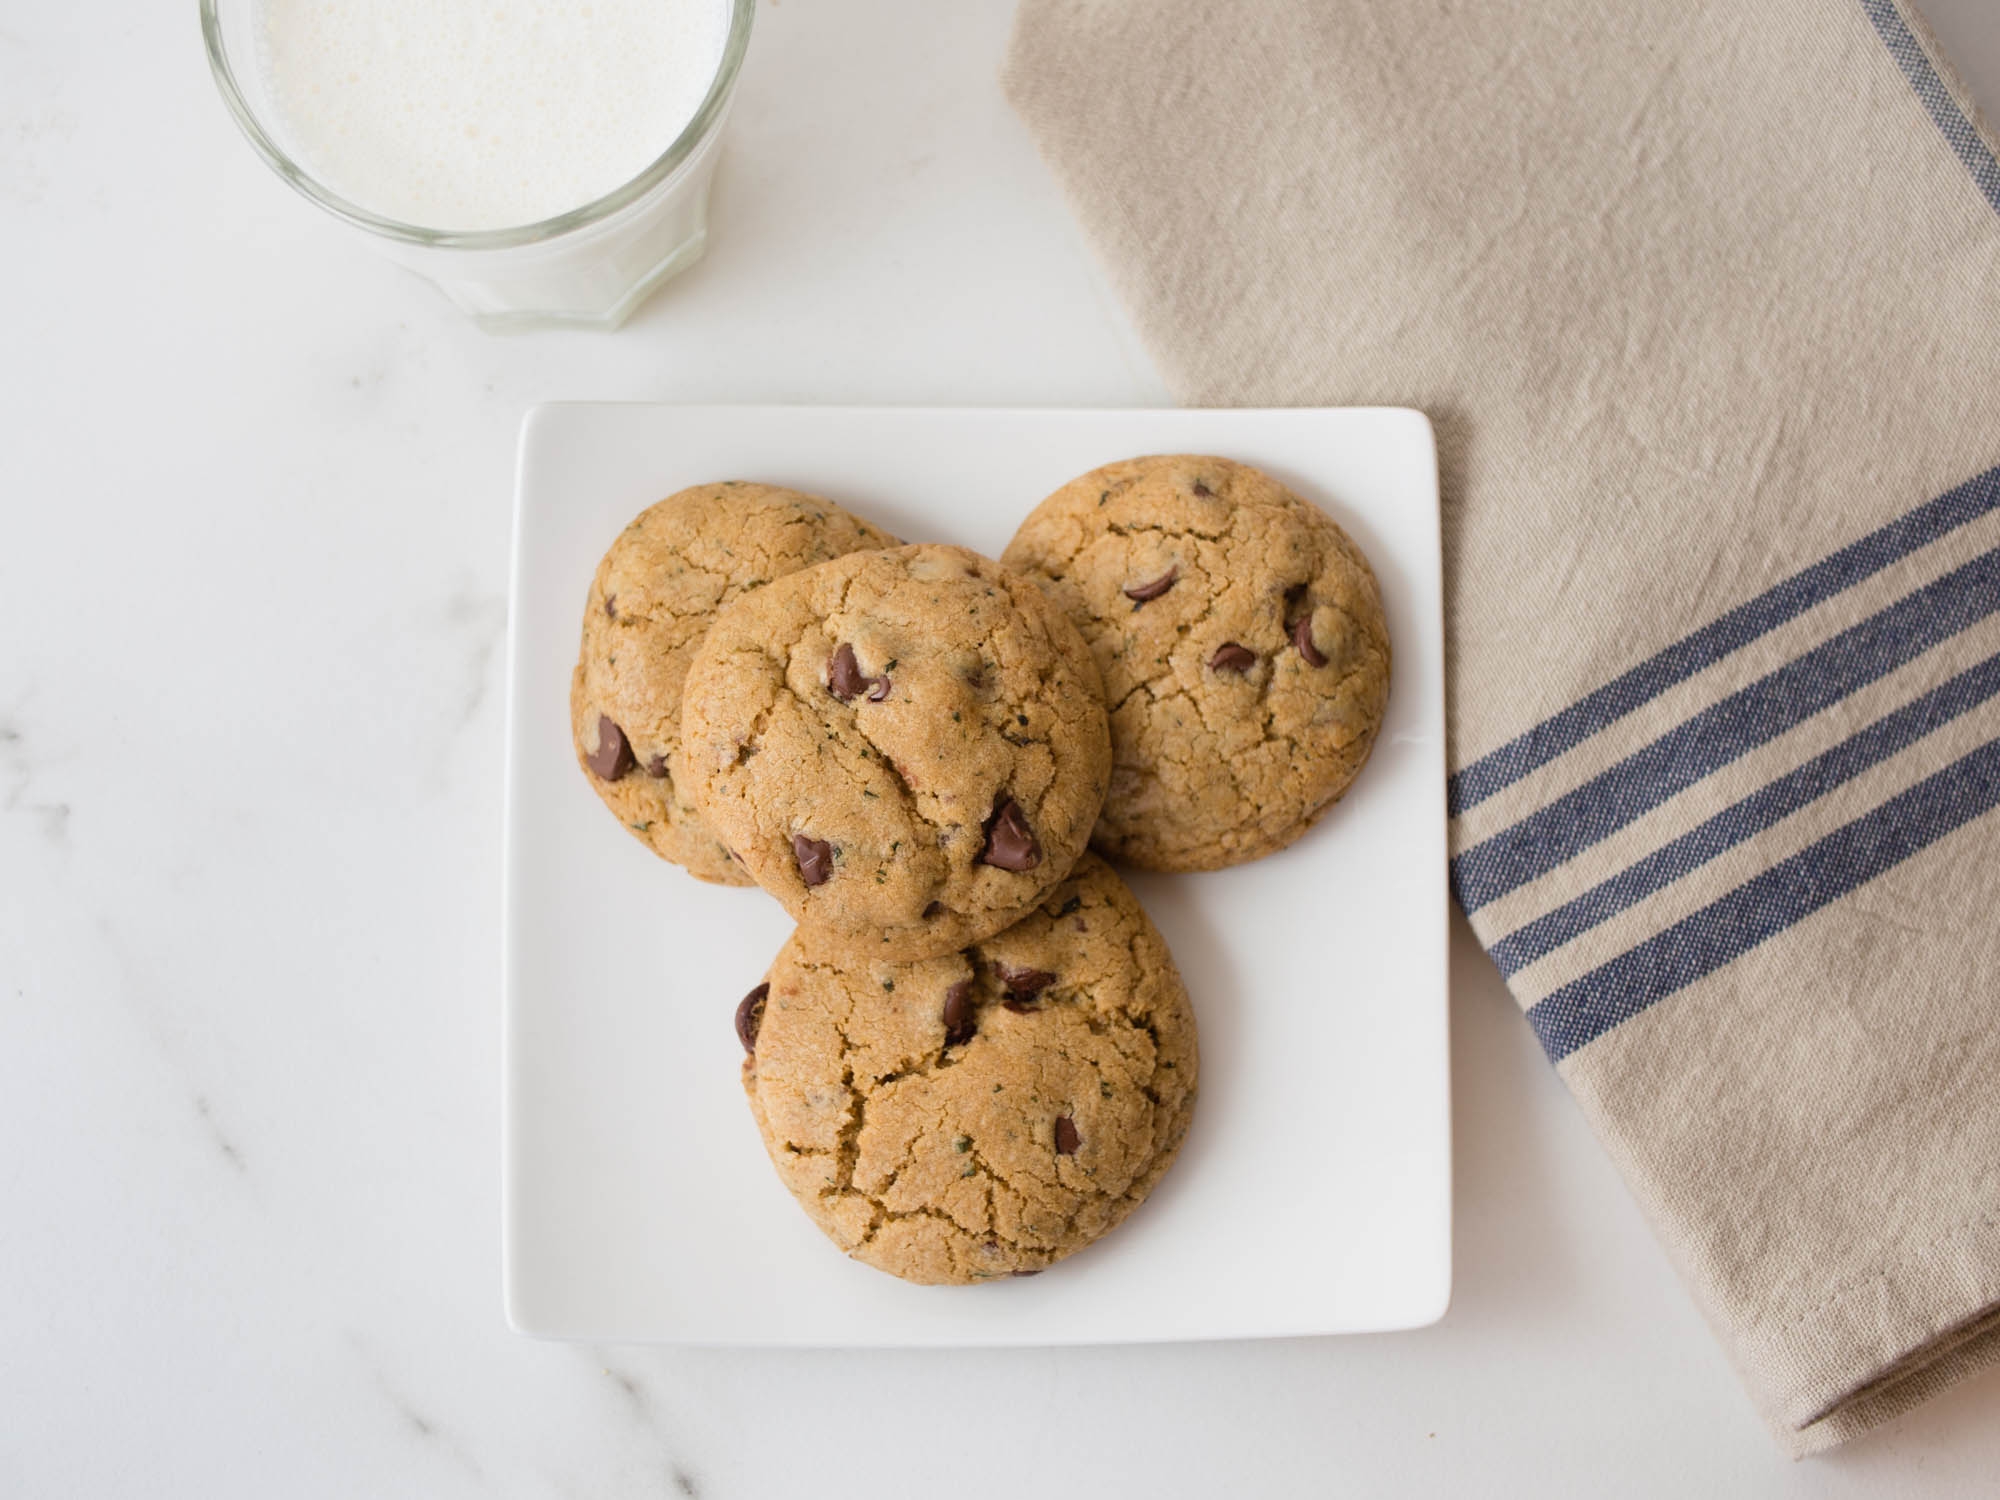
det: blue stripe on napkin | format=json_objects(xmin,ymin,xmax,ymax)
[
  {"xmin": 1526, "ymin": 728, "xmax": 2000, "ymax": 1062},
  {"xmin": 1859, "ymin": 0, "xmax": 2000, "ymax": 216},
  {"xmin": 1447, "ymin": 467, "xmax": 2000, "ymax": 819},
  {"xmin": 1455, "ymin": 540, "xmax": 2000, "ymax": 913},
  {"xmin": 1490, "ymin": 645, "xmax": 2000, "ymax": 977}
]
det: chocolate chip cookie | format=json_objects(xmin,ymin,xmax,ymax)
[
  {"xmin": 572, "ymin": 483, "xmax": 897, "ymax": 884},
  {"xmin": 680, "ymin": 543, "xmax": 1111, "ymax": 959},
  {"xmin": 737, "ymin": 854, "xmax": 1197, "ymax": 1284},
  {"xmin": 1003, "ymin": 455, "xmax": 1390, "ymax": 871}
]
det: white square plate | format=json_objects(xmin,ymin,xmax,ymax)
[{"xmin": 505, "ymin": 405, "xmax": 1450, "ymax": 1344}]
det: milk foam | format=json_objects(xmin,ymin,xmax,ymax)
[{"xmin": 255, "ymin": 0, "xmax": 730, "ymax": 232}]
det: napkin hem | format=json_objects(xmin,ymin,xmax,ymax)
[
  {"xmin": 1776, "ymin": 1204, "xmax": 2000, "ymax": 1454},
  {"xmin": 1790, "ymin": 1307, "xmax": 2000, "ymax": 1456},
  {"xmin": 1864, "ymin": 0, "xmax": 2000, "ymax": 216}
]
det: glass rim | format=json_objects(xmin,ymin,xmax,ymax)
[{"xmin": 199, "ymin": 0, "xmax": 755, "ymax": 250}]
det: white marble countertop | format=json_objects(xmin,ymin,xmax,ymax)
[{"xmin": 5, "ymin": 2, "xmax": 1999, "ymax": 1495}]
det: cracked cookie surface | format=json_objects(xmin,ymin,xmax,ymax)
[
  {"xmin": 572, "ymin": 483, "xmax": 897, "ymax": 884},
  {"xmin": 739, "ymin": 854, "xmax": 1197, "ymax": 1284},
  {"xmin": 1003, "ymin": 455, "xmax": 1390, "ymax": 871},
  {"xmin": 681, "ymin": 543, "xmax": 1111, "ymax": 958}
]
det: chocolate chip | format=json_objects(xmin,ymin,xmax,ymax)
[
  {"xmin": 735, "ymin": 983, "xmax": 768, "ymax": 1054},
  {"xmin": 792, "ymin": 834, "xmax": 834, "ymax": 887},
  {"xmin": 1192, "ymin": 480, "xmax": 1215, "ymax": 498},
  {"xmin": 924, "ymin": 900, "xmax": 945, "ymax": 918},
  {"xmin": 586, "ymin": 715, "xmax": 636, "ymax": 780},
  {"xmin": 1054, "ymin": 1116, "xmax": 1080, "ymax": 1155},
  {"xmin": 1009, "ymin": 1268, "xmax": 1043, "ymax": 1278},
  {"xmin": 995, "ymin": 962, "xmax": 1055, "ymax": 996},
  {"xmin": 1123, "ymin": 567, "xmax": 1178, "ymax": 604},
  {"xmin": 829, "ymin": 642, "xmax": 891, "ymax": 703},
  {"xmin": 827, "ymin": 643, "xmax": 868, "ymax": 701},
  {"xmin": 1002, "ymin": 997, "xmax": 1041, "ymax": 1014},
  {"xmin": 979, "ymin": 797, "xmax": 1041, "ymax": 871},
  {"xmin": 644, "ymin": 754, "xmax": 670, "ymax": 779},
  {"xmin": 942, "ymin": 978, "xmax": 976, "ymax": 1047},
  {"xmin": 1209, "ymin": 642, "xmax": 1257, "ymax": 673},
  {"xmin": 1292, "ymin": 613, "xmax": 1327, "ymax": 668},
  {"xmin": 603, "ymin": 593, "xmax": 617, "ymax": 618}
]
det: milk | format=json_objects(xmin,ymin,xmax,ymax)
[{"xmin": 254, "ymin": 0, "xmax": 731, "ymax": 232}]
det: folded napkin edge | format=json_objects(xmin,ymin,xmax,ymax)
[
  {"xmin": 1789, "ymin": 1303, "xmax": 2000, "ymax": 1457},
  {"xmin": 1868, "ymin": 0, "xmax": 2000, "ymax": 218},
  {"xmin": 1753, "ymin": 1201, "xmax": 2000, "ymax": 1451}
]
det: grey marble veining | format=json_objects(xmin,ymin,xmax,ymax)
[
  {"xmin": 443, "ymin": 585, "xmax": 509, "ymax": 736},
  {"xmin": 0, "ymin": 707, "xmax": 70, "ymax": 846}
]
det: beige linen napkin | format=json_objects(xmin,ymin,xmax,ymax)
[{"xmin": 1006, "ymin": 0, "xmax": 2000, "ymax": 1455}]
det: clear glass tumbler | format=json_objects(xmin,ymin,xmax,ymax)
[{"xmin": 201, "ymin": 0, "xmax": 754, "ymax": 332}]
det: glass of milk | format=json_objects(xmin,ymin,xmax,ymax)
[{"xmin": 202, "ymin": 0, "xmax": 752, "ymax": 331}]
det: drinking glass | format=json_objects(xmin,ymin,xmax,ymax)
[{"xmin": 201, "ymin": 0, "xmax": 754, "ymax": 331}]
